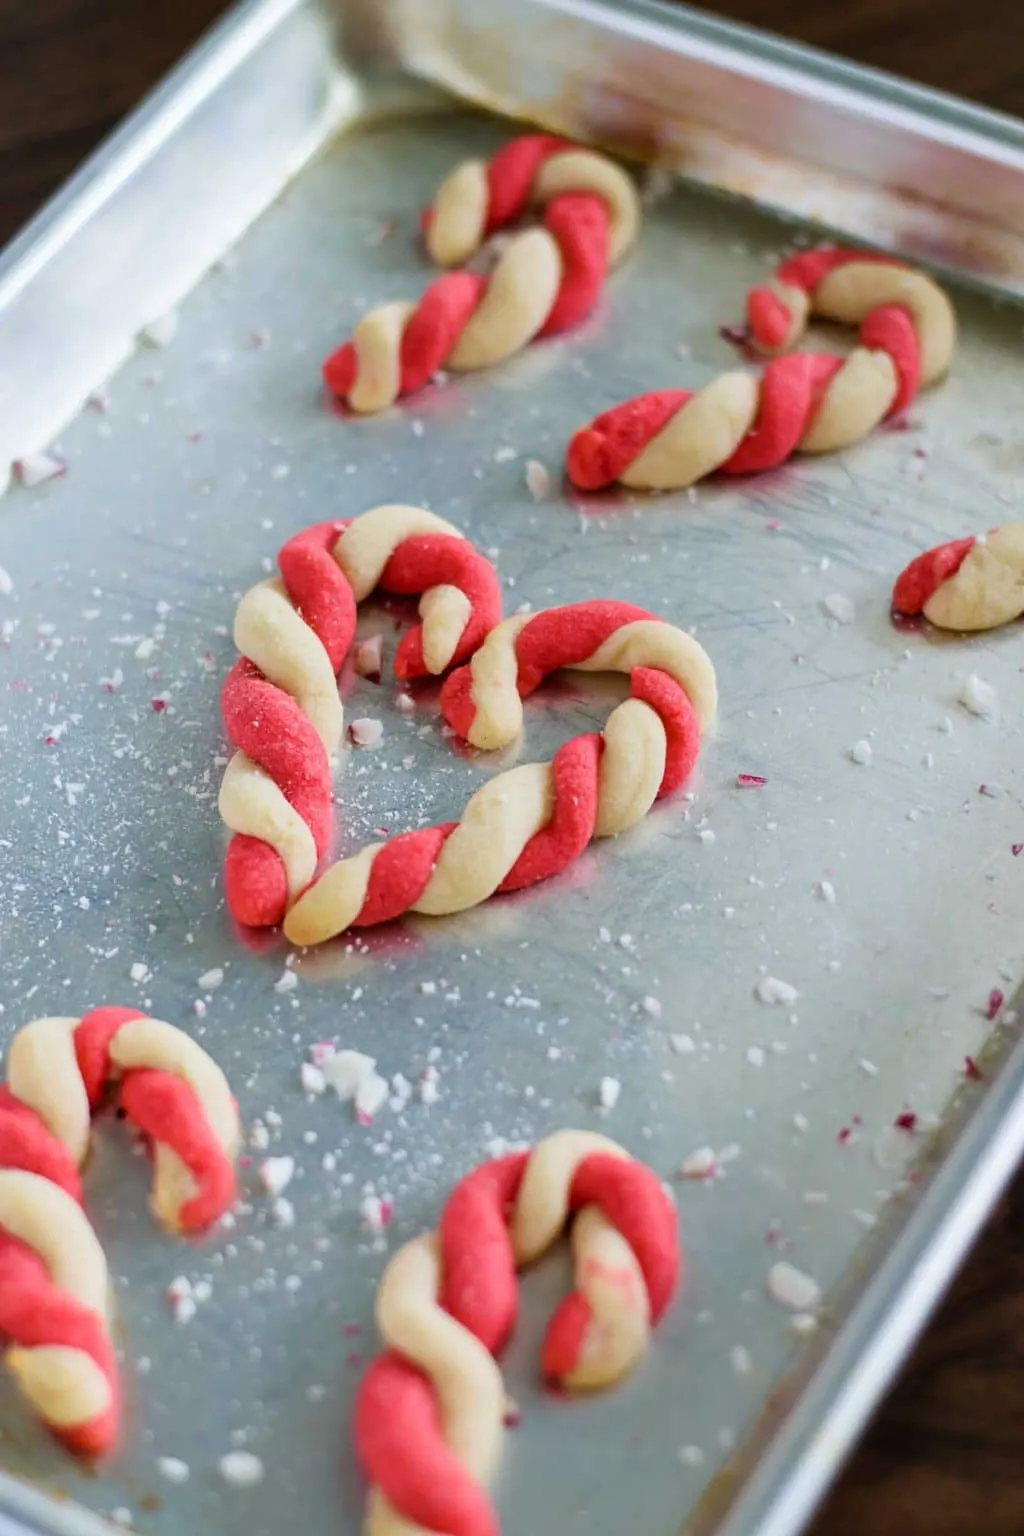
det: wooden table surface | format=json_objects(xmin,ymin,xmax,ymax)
[{"xmin": 2, "ymin": 2, "xmax": 1022, "ymax": 1533}]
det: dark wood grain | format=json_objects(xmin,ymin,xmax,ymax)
[{"xmin": 1, "ymin": 2, "xmax": 1022, "ymax": 1533}]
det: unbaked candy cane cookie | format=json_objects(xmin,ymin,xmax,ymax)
[
  {"xmin": 0, "ymin": 1007, "xmax": 239, "ymax": 1455},
  {"xmin": 283, "ymin": 601, "xmax": 715, "ymax": 946},
  {"xmin": 892, "ymin": 520, "xmax": 1024, "ymax": 631},
  {"xmin": 322, "ymin": 135, "xmax": 640, "ymax": 413},
  {"xmin": 219, "ymin": 505, "xmax": 501, "ymax": 929},
  {"xmin": 356, "ymin": 1129, "xmax": 680, "ymax": 1535},
  {"xmin": 567, "ymin": 249, "xmax": 956, "ymax": 491}
]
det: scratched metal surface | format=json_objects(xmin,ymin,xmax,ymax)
[{"xmin": 1, "ymin": 92, "xmax": 1024, "ymax": 1536}]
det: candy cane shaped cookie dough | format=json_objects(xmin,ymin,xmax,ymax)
[
  {"xmin": 356, "ymin": 1130, "xmax": 680, "ymax": 1535},
  {"xmin": 219, "ymin": 505, "xmax": 502, "ymax": 928},
  {"xmin": 893, "ymin": 521, "xmax": 1024, "ymax": 631},
  {"xmin": 0, "ymin": 1007, "xmax": 239, "ymax": 1453},
  {"xmin": 322, "ymin": 136, "xmax": 640, "ymax": 413},
  {"xmin": 283, "ymin": 603, "xmax": 714, "ymax": 946},
  {"xmin": 567, "ymin": 252, "xmax": 957, "ymax": 492}
]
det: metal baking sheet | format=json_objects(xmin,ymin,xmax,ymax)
[{"xmin": 1, "ymin": 4, "xmax": 1023, "ymax": 1536}]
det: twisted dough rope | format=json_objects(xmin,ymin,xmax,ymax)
[
  {"xmin": 0, "ymin": 1006, "xmax": 239, "ymax": 1455},
  {"xmin": 892, "ymin": 520, "xmax": 1024, "ymax": 631},
  {"xmin": 355, "ymin": 1129, "xmax": 680, "ymax": 1536},
  {"xmin": 218, "ymin": 504, "xmax": 502, "ymax": 929},
  {"xmin": 283, "ymin": 601, "xmax": 716, "ymax": 947},
  {"xmin": 322, "ymin": 134, "xmax": 640, "ymax": 414},
  {"xmin": 567, "ymin": 248, "xmax": 956, "ymax": 491}
]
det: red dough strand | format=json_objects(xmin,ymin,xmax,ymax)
[
  {"xmin": 323, "ymin": 273, "xmax": 487, "ymax": 401},
  {"xmin": 892, "ymin": 536, "xmax": 975, "ymax": 615},
  {"xmin": 746, "ymin": 247, "xmax": 900, "ymax": 350}
]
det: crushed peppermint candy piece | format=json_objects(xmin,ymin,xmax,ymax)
[
  {"xmin": 354, "ymin": 635, "xmax": 383, "ymax": 679},
  {"xmin": 349, "ymin": 717, "xmax": 384, "ymax": 748},
  {"xmin": 746, "ymin": 1046, "xmax": 766, "ymax": 1068},
  {"xmin": 301, "ymin": 1062, "xmax": 326, "ymax": 1095},
  {"xmin": 198, "ymin": 967, "xmax": 224, "ymax": 990},
  {"xmin": 817, "ymin": 879, "xmax": 837, "ymax": 903},
  {"xmin": 736, "ymin": 772, "xmax": 768, "ymax": 788},
  {"xmin": 598, "ymin": 1075, "xmax": 621, "ymax": 1111},
  {"xmin": 524, "ymin": 459, "xmax": 550, "ymax": 500},
  {"xmin": 822, "ymin": 593, "xmax": 855, "ymax": 624},
  {"xmin": 767, "ymin": 1261, "xmax": 821, "ymax": 1313},
  {"xmin": 0, "ymin": 566, "xmax": 12, "ymax": 596},
  {"xmin": 849, "ymin": 739, "xmax": 873, "ymax": 766},
  {"xmin": 420, "ymin": 1065, "xmax": 440, "ymax": 1105},
  {"xmin": 218, "ymin": 1451, "xmax": 265, "ymax": 1488},
  {"xmin": 14, "ymin": 452, "xmax": 66, "ymax": 488},
  {"xmin": 271, "ymin": 1197, "xmax": 295, "ymax": 1228},
  {"xmin": 984, "ymin": 989, "xmax": 1005, "ymax": 1021},
  {"xmin": 756, "ymin": 976, "xmax": 799, "ymax": 1006},
  {"xmin": 360, "ymin": 1194, "xmax": 393, "ymax": 1234},
  {"xmin": 959, "ymin": 674, "xmax": 998, "ymax": 717},
  {"xmin": 258, "ymin": 1156, "xmax": 295, "ymax": 1196},
  {"xmin": 641, "ymin": 995, "xmax": 662, "ymax": 1018},
  {"xmin": 670, "ymin": 1033, "xmax": 696, "ymax": 1054},
  {"xmin": 274, "ymin": 968, "xmax": 298, "ymax": 995},
  {"xmin": 679, "ymin": 1146, "xmax": 717, "ymax": 1180},
  {"xmin": 157, "ymin": 1457, "xmax": 190, "ymax": 1484}
]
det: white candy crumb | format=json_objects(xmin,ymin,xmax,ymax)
[
  {"xmin": 791, "ymin": 1312, "xmax": 819, "ymax": 1336},
  {"xmin": 360, "ymin": 1194, "xmax": 392, "ymax": 1234},
  {"xmin": 641, "ymin": 995, "xmax": 662, "ymax": 1018},
  {"xmin": 321, "ymin": 1049, "xmax": 376, "ymax": 1100},
  {"xmin": 420, "ymin": 1066, "xmax": 440, "ymax": 1105},
  {"xmin": 274, "ymin": 969, "xmax": 298, "ymax": 995},
  {"xmin": 198, "ymin": 967, "xmax": 224, "ymax": 990},
  {"xmin": 494, "ymin": 445, "xmax": 517, "ymax": 463},
  {"xmin": 756, "ymin": 976, "xmax": 799, "ymax": 1006},
  {"xmin": 730, "ymin": 1345, "xmax": 753, "ymax": 1376},
  {"xmin": 849, "ymin": 739, "xmax": 873, "ymax": 766},
  {"xmin": 355, "ymin": 1070, "xmax": 389, "ymax": 1121},
  {"xmin": 859, "ymin": 1058, "xmax": 878, "ymax": 1077},
  {"xmin": 598, "ymin": 1076, "xmax": 621, "ymax": 1111},
  {"xmin": 822, "ymin": 593, "xmax": 855, "ymax": 624},
  {"xmin": 259, "ymin": 1156, "xmax": 295, "ymax": 1196},
  {"xmin": 301, "ymin": 1063, "xmax": 326, "ymax": 1096},
  {"xmin": 767, "ymin": 1261, "xmax": 821, "ymax": 1313},
  {"xmin": 110, "ymin": 1508, "xmax": 133, "ymax": 1527},
  {"xmin": 14, "ymin": 452, "xmax": 65, "ymax": 488},
  {"xmin": 349, "ymin": 717, "xmax": 384, "ymax": 748},
  {"xmin": 670, "ymin": 1033, "xmax": 696, "ymax": 1054},
  {"xmin": 271, "ymin": 1197, "xmax": 295, "ymax": 1228},
  {"xmin": 678, "ymin": 1445, "xmax": 705, "ymax": 1467},
  {"xmin": 354, "ymin": 635, "xmax": 383, "ymax": 678},
  {"xmin": 129, "ymin": 961, "xmax": 149, "ymax": 983},
  {"xmin": 141, "ymin": 309, "xmax": 179, "ymax": 347},
  {"xmin": 0, "ymin": 566, "xmax": 12, "ymax": 596},
  {"xmin": 218, "ymin": 1451, "xmax": 264, "ymax": 1488},
  {"xmin": 746, "ymin": 1046, "xmax": 766, "ymax": 1068},
  {"xmin": 395, "ymin": 692, "xmax": 415, "ymax": 714},
  {"xmin": 817, "ymin": 880, "xmax": 836, "ymax": 904},
  {"xmin": 959, "ymin": 674, "xmax": 998, "ymax": 718},
  {"xmin": 524, "ymin": 459, "xmax": 550, "ymax": 500},
  {"xmin": 698, "ymin": 828, "xmax": 716, "ymax": 845},
  {"xmin": 172, "ymin": 1295, "xmax": 196, "ymax": 1325},
  {"xmin": 157, "ymin": 1457, "xmax": 190, "ymax": 1484},
  {"xmin": 679, "ymin": 1146, "xmax": 717, "ymax": 1179}
]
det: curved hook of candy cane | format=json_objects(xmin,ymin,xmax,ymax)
[
  {"xmin": 892, "ymin": 520, "xmax": 1024, "ymax": 632},
  {"xmin": 218, "ymin": 505, "xmax": 502, "ymax": 928},
  {"xmin": 745, "ymin": 248, "xmax": 956, "ymax": 387},
  {"xmin": 425, "ymin": 133, "xmax": 640, "ymax": 268},
  {"xmin": 439, "ymin": 601, "xmax": 718, "ymax": 750},
  {"xmin": 356, "ymin": 1131, "xmax": 680, "ymax": 1534},
  {"xmin": 7, "ymin": 1009, "xmax": 239, "ymax": 1233}
]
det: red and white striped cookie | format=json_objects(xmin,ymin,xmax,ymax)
[
  {"xmin": 218, "ymin": 504, "xmax": 501, "ymax": 929},
  {"xmin": 282, "ymin": 601, "xmax": 715, "ymax": 948},
  {"xmin": 356, "ymin": 1129, "xmax": 680, "ymax": 1536},
  {"xmin": 322, "ymin": 135, "xmax": 640, "ymax": 414},
  {"xmin": 567, "ymin": 251, "xmax": 957, "ymax": 492},
  {"xmin": 892, "ymin": 520, "xmax": 1024, "ymax": 631},
  {"xmin": 0, "ymin": 1007, "xmax": 238, "ymax": 1455}
]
